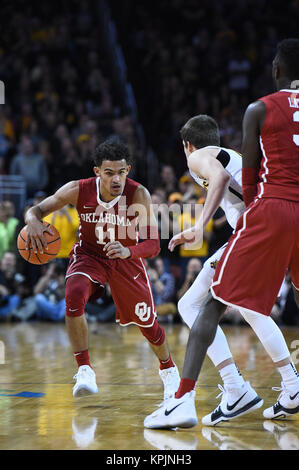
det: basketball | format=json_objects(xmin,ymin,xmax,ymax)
[{"xmin": 17, "ymin": 222, "xmax": 61, "ymax": 265}]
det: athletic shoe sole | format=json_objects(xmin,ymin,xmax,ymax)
[
  {"xmin": 73, "ymin": 385, "xmax": 98, "ymax": 398},
  {"xmin": 202, "ymin": 396, "xmax": 264, "ymax": 426},
  {"xmin": 144, "ymin": 416, "xmax": 198, "ymax": 430}
]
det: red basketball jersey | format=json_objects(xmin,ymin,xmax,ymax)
[
  {"xmin": 257, "ymin": 89, "xmax": 299, "ymax": 202},
  {"xmin": 75, "ymin": 177, "xmax": 140, "ymax": 257}
]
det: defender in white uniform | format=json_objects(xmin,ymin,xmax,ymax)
[
  {"xmin": 178, "ymin": 145, "xmax": 245, "ymax": 330},
  {"xmin": 144, "ymin": 115, "xmax": 294, "ymax": 428}
]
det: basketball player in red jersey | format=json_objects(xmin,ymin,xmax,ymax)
[
  {"xmin": 25, "ymin": 137, "xmax": 180, "ymax": 400},
  {"xmin": 144, "ymin": 38, "xmax": 299, "ymax": 429}
]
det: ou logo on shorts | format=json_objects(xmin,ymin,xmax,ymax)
[{"xmin": 135, "ymin": 302, "xmax": 151, "ymax": 322}]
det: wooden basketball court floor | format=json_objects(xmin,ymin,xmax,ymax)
[{"xmin": 0, "ymin": 321, "xmax": 298, "ymax": 451}]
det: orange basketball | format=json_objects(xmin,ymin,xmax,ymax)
[{"xmin": 17, "ymin": 222, "xmax": 61, "ymax": 265}]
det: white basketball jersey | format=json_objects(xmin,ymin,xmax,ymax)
[{"xmin": 189, "ymin": 146, "xmax": 245, "ymax": 229}]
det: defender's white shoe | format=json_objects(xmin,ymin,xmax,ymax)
[
  {"xmin": 263, "ymin": 382, "xmax": 299, "ymax": 419},
  {"xmin": 202, "ymin": 381, "xmax": 263, "ymax": 426},
  {"xmin": 144, "ymin": 390, "xmax": 198, "ymax": 429},
  {"xmin": 73, "ymin": 365, "xmax": 98, "ymax": 397},
  {"xmin": 159, "ymin": 364, "xmax": 181, "ymax": 400}
]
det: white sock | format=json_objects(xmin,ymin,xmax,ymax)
[
  {"xmin": 219, "ymin": 363, "xmax": 245, "ymax": 390},
  {"xmin": 277, "ymin": 362, "xmax": 299, "ymax": 392}
]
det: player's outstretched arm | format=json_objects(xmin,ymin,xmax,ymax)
[
  {"xmin": 25, "ymin": 181, "xmax": 79, "ymax": 253},
  {"xmin": 241, "ymin": 100, "xmax": 265, "ymax": 206},
  {"xmin": 169, "ymin": 149, "xmax": 230, "ymax": 251}
]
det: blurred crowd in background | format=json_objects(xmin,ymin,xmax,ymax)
[{"xmin": 0, "ymin": 0, "xmax": 298, "ymax": 325}]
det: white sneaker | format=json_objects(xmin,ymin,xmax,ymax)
[
  {"xmin": 144, "ymin": 390, "xmax": 198, "ymax": 429},
  {"xmin": 73, "ymin": 365, "xmax": 98, "ymax": 397},
  {"xmin": 144, "ymin": 429, "xmax": 198, "ymax": 450},
  {"xmin": 263, "ymin": 382, "xmax": 299, "ymax": 419},
  {"xmin": 202, "ymin": 381, "xmax": 263, "ymax": 426},
  {"xmin": 159, "ymin": 364, "xmax": 181, "ymax": 400}
]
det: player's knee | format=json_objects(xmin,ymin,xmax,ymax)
[
  {"xmin": 139, "ymin": 319, "xmax": 165, "ymax": 346},
  {"xmin": 65, "ymin": 275, "xmax": 90, "ymax": 317},
  {"xmin": 177, "ymin": 295, "xmax": 186, "ymax": 316},
  {"xmin": 191, "ymin": 293, "xmax": 224, "ymax": 342}
]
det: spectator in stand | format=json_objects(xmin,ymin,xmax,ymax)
[
  {"xmin": 177, "ymin": 258, "xmax": 202, "ymax": 301},
  {"xmin": 85, "ymin": 284, "xmax": 116, "ymax": 323},
  {"xmin": 147, "ymin": 257, "xmax": 176, "ymax": 319},
  {"xmin": 33, "ymin": 261, "xmax": 66, "ymax": 322},
  {"xmin": 160, "ymin": 165, "xmax": 178, "ymax": 197},
  {"xmin": 176, "ymin": 194, "xmax": 213, "ymax": 276},
  {"xmin": 228, "ymin": 49, "xmax": 251, "ymax": 95},
  {"xmin": 0, "ymin": 251, "xmax": 26, "ymax": 319},
  {"xmin": 9, "ymin": 136, "xmax": 49, "ymax": 197},
  {"xmin": 151, "ymin": 190, "xmax": 177, "ymax": 273},
  {"xmin": 277, "ymin": 274, "xmax": 299, "ymax": 327},
  {"xmin": 178, "ymin": 174, "xmax": 196, "ymax": 202},
  {"xmin": 0, "ymin": 201, "xmax": 19, "ymax": 259},
  {"xmin": 0, "ymin": 108, "xmax": 14, "ymax": 173}
]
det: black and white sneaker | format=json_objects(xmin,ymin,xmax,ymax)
[
  {"xmin": 201, "ymin": 381, "xmax": 263, "ymax": 426},
  {"xmin": 263, "ymin": 381, "xmax": 299, "ymax": 419},
  {"xmin": 144, "ymin": 390, "xmax": 198, "ymax": 429}
]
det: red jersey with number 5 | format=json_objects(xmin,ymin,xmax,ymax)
[
  {"xmin": 257, "ymin": 89, "xmax": 299, "ymax": 202},
  {"xmin": 76, "ymin": 177, "xmax": 139, "ymax": 257}
]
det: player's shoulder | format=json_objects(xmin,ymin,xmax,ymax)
[
  {"xmin": 125, "ymin": 179, "xmax": 152, "ymax": 204},
  {"xmin": 125, "ymin": 177, "xmax": 141, "ymax": 190},
  {"xmin": 79, "ymin": 176, "xmax": 97, "ymax": 187},
  {"xmin": 219, "ymin": 146, "xmax": 242, "ymax": 160},
  {"xmin": 257, "ymin": 89, "xmax": 292, "ymax": 105},
  {"xmin": 123, "ymin": 177, "xmax": 146, "ymax": 202},
  {"xmin": 188, "ymin": 145, "xmax": 238, "ymax": 166}
]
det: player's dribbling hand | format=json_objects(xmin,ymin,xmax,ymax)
[
  {"xmin": 103, "ymin": 241, "xmax": 131, "ymax": 259},
  {"xmin": 26, "ymin": 220, "xmax": 54, "ymax": 254}
]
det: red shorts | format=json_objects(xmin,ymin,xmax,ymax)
[
  {"xmin": 211, "ymin": 198, "xmax": 299, "ymax": 316},
  {"xmin": 66, "ymin": 244, "xmax": 157, "ymax": 327}
]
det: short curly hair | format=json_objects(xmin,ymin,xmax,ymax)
[
  {"xmin": 276, "ymin": 38, "xmax": 299, "ymax": 81},
  {"xmin": 93, "ymin": 136, "xmax": 133, "ymax": 167}
]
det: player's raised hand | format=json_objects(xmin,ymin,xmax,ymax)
[
  {"xmin": 103, "ymin": 241, "xmax": 131, "ymax": 259},
  {"xmin": 168, "ymin": 229, "xmax": 197, "ymax": 252}
]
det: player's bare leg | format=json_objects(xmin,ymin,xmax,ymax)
[
  {"xmin": 149, "ymin": 339, "xmax": 171, "ymax": 363},
  {"xmin": 65, "ymin": 315, "xmax": 89, "ymax": 353},
  {"xmin": 140, "ymin": 322, "xmax": 180, "ymax": 401},
  {"xmin": 65, "ymin": 275, "xmax": 98, "ymax": 397}
]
